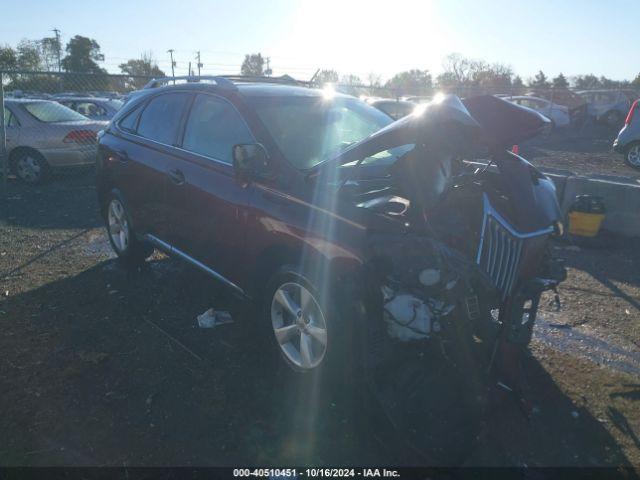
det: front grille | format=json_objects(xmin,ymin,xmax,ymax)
[
  {"xmin": 477, "ymin": 214, "xmax": 523, "ymax": 299},
  {"xmin": 476, "ymin": 194, "xmax": 553, "ymax": 300}
]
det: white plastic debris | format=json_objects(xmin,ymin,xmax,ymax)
[{"xmin": 197, "ymin": 308, "xmax": 234, "ymax": 328}]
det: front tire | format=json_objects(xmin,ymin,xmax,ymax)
[
  {"xmin": 104, "ymin": 191, "xmax": 153, "ymax": 267},
  {"xmin": 624, "ymin": 142, "xmax": 640, "ymax": 169}
]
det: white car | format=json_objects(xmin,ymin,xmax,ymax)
[{"xmin": 504, "ymin": 95, "xmax": 570, "ymax": 128}]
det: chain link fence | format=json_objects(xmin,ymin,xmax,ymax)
[{"xmin": 1, "ymin": 70, "xmax": 639, "ymax": 200}]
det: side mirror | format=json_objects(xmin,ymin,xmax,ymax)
[{"xmin": 232, "ymin": 143, "xmax": 270, "ymax": 182}]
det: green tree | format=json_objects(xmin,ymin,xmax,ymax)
[
  {"xmin": 16, "ymin": 40, "xmax": 42, "ymax": 70},
  {"xmin": 632, "ymin": 73, "xmax": 640, "ymax": 88},
  {"xmin": 119, "ymin": 52, "xmax": 165, "ymax": 88},
  {"xmin": 0, "ymin": 45, "xmax": 17, "ymax": 70},
  {"xmin": 61, "ymin": 35, "xmax": 105, "ymax": 73},
  {"xmin": 240, "ymin": 53, "xmax": 265, "ymax": 76},
  {"xmin": 385, "ymin": 69, "xmax": 432, "ymax": 95},
  {"xmin": 512, "ymin": 75, "xmax": 524, "ymax": 92},
  {"xmin": 40, "ymin": 36, "xmax": 62, "ymax": 71},
  {"xmin": 552, "ymin": 73, "xmax": 569, "ymax": 89},
  {"xmin": 528, "ymin": 70, "xmax": 550, "ymax": 89},
  {"xmin": 573, "ymin": 74, "xmax": 600, "ymax": 89}
]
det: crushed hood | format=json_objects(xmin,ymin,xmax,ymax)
[{"xmin": 319, "ymin": 94, "xmax": 550, "ymax": 169}]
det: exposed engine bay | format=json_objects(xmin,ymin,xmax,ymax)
[{"xmin": 328, "ymin": 95, "xmax": 567, "ymax": 386}]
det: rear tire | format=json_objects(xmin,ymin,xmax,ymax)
[
  {"xmin": 12, "ymin": 149, "xmax": 51, "ymax": 184},
  {"xmin": 104, "ymin": 191, "xmax": 153, "ymax": 267},
  {"xmin": 624, "ymin": 142, "xmax": 640, "ymax": 169}
]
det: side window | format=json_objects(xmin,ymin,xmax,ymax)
[
  {"xmin": 118, "ymin": 104, "xmax": 142, "ymax": 132},
  {"xmin": 182, "ymin": 94, "xmax": 253, "ymax": 164},
  {"xmin": 76, "ymin": 102, "xmax": 107, "ymax": 117},
  {"xmin": 137, "ymin": 93, "xmax": 190, "ymax": 145},
  {"xmin": 4, "ymin": 107, "xmax": 19, "ymax": 127}
]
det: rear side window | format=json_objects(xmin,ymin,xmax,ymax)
[
  {"xmin": 118, "ymin": 105, "xmax": 141, "ymax": 132},
  {"xmin": 137, "ymin": 93, "xmax": 190, "ymax": 145},
  {"xmin": 182, "ymin": 94, "xmax": 253, "ymax": 164}
]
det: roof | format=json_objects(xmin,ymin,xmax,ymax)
[
  {"xmin": 54, "ymin": 96, "xmax": 115, "ymax": 102},
  {"xmin": 5, "ymin": 98, "xmax": 53, "ymax": 104}
]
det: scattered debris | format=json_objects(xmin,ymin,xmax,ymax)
[{"xmin": 196, "ymin": 308, "xmax": 234, "ymax": 328}]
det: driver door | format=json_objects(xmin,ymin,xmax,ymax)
[{"xmin": 164, "ymin": 93, "xmax": 255, "ymax": 285}]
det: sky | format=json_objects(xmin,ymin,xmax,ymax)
[{"xmin": 2, "ymin": 0, "xmax": 639, "ymax": 82}]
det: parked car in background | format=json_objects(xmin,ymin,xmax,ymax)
[
  {"xmin": 402, "ymin": 95, "xmax": 432, "ymax": 104},
  {"xmin": 367, "ymin": 98, "xmax": 416, "ymax": 120},
  {"xmin": 3, "ymin": 99, "xmax": 108, "ymax": 183},
  {"xmin": 577, "ymin": 90, "xmax": 632, "ymax": 127},
  {"xmin": 613, "ymin": 99, "xmax": 640, "ymax": 168},
  {"xmin": 504, "ymin": 95, "xmax": 570, "ymax": 128},
  {"xmin": 55, "ymin": 96, "xmax": 124, "ymax": 120},
  {"xmin": 527, "ymin": 89, "xmax": 588, "ymax": 124}
]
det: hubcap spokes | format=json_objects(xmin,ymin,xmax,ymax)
[
  {"xmin": 271, "ymin": 282, "xmax": 327, "ymax": 370},
  {"xmin": 108, "ymin": 199, "xmax": 129, "ymax": 252}
]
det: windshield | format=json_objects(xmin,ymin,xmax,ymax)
[
  {"xmin": 251, "ymin": 95, "xmax": 392, "ymax": 169},
  {"xmin": 23, "ymin": 101, "xmax": 88, "ymax": 123}
]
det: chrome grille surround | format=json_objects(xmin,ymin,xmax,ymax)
[{"xmin": 476, "ymin": 194, "xmax": 554, "ymax": 300}]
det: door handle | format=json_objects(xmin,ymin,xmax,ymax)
[{"xmin": 167, "ymin": 168, "xmax": 185, "ymax": 185}]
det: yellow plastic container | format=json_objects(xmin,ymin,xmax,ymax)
[{"xmin": 568, "ymin": 211, "xmax": 605, "ymax": 237}]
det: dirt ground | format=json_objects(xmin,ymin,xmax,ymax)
[
  {"xmin": 522, "ymin": 122, "xmax": 640, "ymax": 181},
  {"xmin": 1, "ymin": 133, "xmax": 639, "ymax": 470}
]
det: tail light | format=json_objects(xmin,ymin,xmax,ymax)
[
  {"xmin": 625, "ymin": 100, "xmax": 638, "ymax": 125},
  {"xmin": 512, "ymin": 145, "xmax": 519, "ymax": 155},
  {"xmin": 63, "ymin": 130, "xmax": 97, "ymax": 144}
]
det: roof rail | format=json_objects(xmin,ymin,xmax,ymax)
[
  {"xmin": 219, "ymin": 75, "xmax": 311, "ymax": 87},
  {"xmin": 142, "ymin": 76, "xmax": 237, "ymax": 90}
]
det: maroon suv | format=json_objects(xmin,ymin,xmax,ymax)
[{"xmin": 96, "ymin": 78, "xmax": 565, "ymax": 408}]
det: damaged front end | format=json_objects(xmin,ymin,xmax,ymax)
[{"xmin": 321, "ymin": 95, "xmax": 567, "ymax": 398}]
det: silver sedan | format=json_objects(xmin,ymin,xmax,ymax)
[{"xmin": 3, "ymin": 99, "xmax": 108, "ymax": 183}]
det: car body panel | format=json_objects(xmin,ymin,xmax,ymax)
[
  {"xmin": 4, "ymin": 99, "xmax": 107, "ymax": 168},
  {"xmin": 613, "ymin": 101, "xmax": 640, "ymax": 152}
]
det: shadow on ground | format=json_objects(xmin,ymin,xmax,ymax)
[{"xmin": 0, "ymin": 254, "xmax": 636, "ymax": 469}]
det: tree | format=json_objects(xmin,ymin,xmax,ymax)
[
  {"xmin": 552, "ymin": 73, "xmax": 569, "ymax": 89},
  {"xmin": 632, "ymin": 73, "xmax": 640, "ymax": 89},
  {"xmin": 61, "ymin": 35, "xmax": 105, "ymax": 73},
  {"xmin": 528, "ymin": 70, "xmax": 550, "ymax": 89},
  {"xmin": 313, "ymin": 69, "xmax": 339, "ymax": 86},
  {"xmin": 437, "ymin": 53, "xmax": 512, "ymax": 93},
  {"xmin": 16, "ymin": 40, "xmax": 42, "ymax": 71},
  {"xmin": 573, "ymin": 74, "xmax": 600, "ymax": 89},
  {"xmin": 385, "ymin": 69, "xmax": 432, "ymax": 95},
  {"xmin": 120, "ymin": 52, "xmax": 164, "ymax": 76},
  {"xmin": 0, "ymin": 45, "xmax": 17, "ymax": 70},
  {"xmin": 40, "ymin": 36, "xmax": 62, "ymax": 71},
  {"xmin": 512, "ymin": 75, "xmax": 524, "ymax": 89},
  {"xmin": 240, "ymin": 53, "xmax": 265, "ymax": 76}
]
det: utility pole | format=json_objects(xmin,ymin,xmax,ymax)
[
  {"xmin": 265, "ymin": 57, "xmax": 272, "ymax": 77},
  {"xmin": 52, "ymin": 28, "xmax": 62, "ymax": 72},
  {"xmin": 196, "ymin": 51, "xmax": 202, "ymax": 77},
  {"xmin": 188, "ymin": 61, "xmax": 192, "ymax": 77},
  {"xmin": 167, "ymin": 49, "xmax": 176, "ymax": 82}
]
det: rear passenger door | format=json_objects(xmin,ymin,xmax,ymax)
[
  {"xmin": 165, "ymin": 93, "xmax": 255, "ymax": 284},
  {"xmin": 114, "ymin": 92, "xmax": 191, "ymax": 238}
]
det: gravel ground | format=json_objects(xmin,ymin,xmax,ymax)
[
  {"xmin": 1, "ymin": 139, "xmax": 639, "ymax": 469},
  {"xmin": 522, "ymin": 122, "xmax": 640, "ymax": 181}
]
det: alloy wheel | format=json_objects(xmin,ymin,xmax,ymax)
[
  {"xmin": 16, "ymin": 155, "xmax": 42, "ymax": 183},
  {"xmin": 627, "ymin": 144, "xmax": 640, "ymax": 167},
  {"xmin": 107, "ymin": 198, "xmax": 130, "ymax": 253},
  {"xmin": 270, "ymin": 281, "xmax": 328, "ymax": 370}
]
